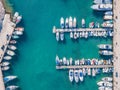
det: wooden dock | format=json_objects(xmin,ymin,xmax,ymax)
[{"xmin": 56, "ymin": 65, "xmax": 113, "ymax": 70}]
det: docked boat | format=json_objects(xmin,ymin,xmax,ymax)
[
  {"xmin": 9, "ymin": 40, "xmax": 17, "ymax": 44},
  {"xmin": 81, "ymin": 18, "xmax": 85, "ymax": 28},
  {"xmin": 12, "ymin": 35, "xmax": 19, "ymax": 39},
  {"xmin": 79, "ymin": 69, "xmax": 84, "ymax": 82},
  {"xmin": 102, "ymin": 77, "xmax": 112, "ymax": 82},
  {"xmin": 63, "ymin": 57, "xmax": 67, "ymax": 65},
  {"xmin": 6, "ymin": 50, "xmax": 15, "ymax": 56},
  {"xmin": 60, "ymin": 33, "xmax": 64, "ymax": 41},
  {"xmin": 105, "ymin": 87, "xmax": 112, "ymax": 90},
  {"xmin": 56, "ymin": 55, "xmax": 60, "ymax": 66},
  {"xmin": 1, "ymin": 62, "xmax": 10, "ymax": 66},
  {"xmin": 82, "ymin": 68, "xmax": 86, "ymax": 76},
  {"xmin": 6, "ymin": 85, "xmax": 19, "ymax": 90},
  {"xmin": 74, "ymin": 70, "xmax": 79, "ymax": 83},
  {"xmin": 60, "ymin": 17, "xmax": 64, "ymax": 29},
  {"xmin": 15, "ymin": 27, "xmax": 24, "ymax": 32},
  {"xmin": 92, "ymin": 68, "xmax": 96, "ymax": 77},
  {"xmin": 98, "ymin": 86, "xmax": 105, "ymax": 90},
  {"xmin": 97, "ymin": 44, "xmax": 112, "ymax": 50},
  {"xmin": 69, "ymin": 69, "xmax": 74, "ymax": 82},
  {"xmin": 13, "ymin": 12, "xmax": 19, "ymax": 22},
  {"xmin": 87, "ymin": 68, "xmax": 91, "ymax": 76},
  {"xmin": 94, "ymin": 0, "xmax": 112, "ymax": 4},
  {"xmin": 70, "ymin": 32, "xmax": 73, "ymax": 38},
  {"xmin": 74, "ymin": 32, "xmax": 77, "ymax": 39},
  {"xmin": 3, "ymin": 76, "xmax": 17, "ymax": 83},
  {"xmin": 1, "ymin": 66, "xmax": 10, "ymax": 71},
  {"xmin": 105, "ymin": 11, "xmax": 113, "ymax": 15},
  {"xmin": 65, "ymin": 18, "xmax": 69, "ymax": 28},
  {"xmin": 89, "ymin": 22, "xmax": 94, "ymax": 28},
  {"xmin": 104, "ymin": 15, "xmax": 113, "ymax": 20},
  {"xmin": 56, "ymin": 32, "xmax": 59, "ymax": 41},
  {"xmin": 16, "ymin": 15, "xmax": 22, "ymax": 24},
  {"xmin": 91, "ymin": 4, "xmax": 112, "ymax": 11},
  {"xmin": 8, "ymin": 45, "xmax": 17, "ymax": 50},
  {"xmin": 3, "ymin": 56, "xmax": 12, "ymax": 60},
  {"xmin": 69, "ymin": 58, "xmax": 73, "ymax": 65},
  {"xmin": 101, "ymin": 22, "xmax": 113, "ymax": 28},
  {"xmin": 99, "ymin": 50, "xmax": 113, "ymax": 55},
  {"xmin": 69, "ymin": 16, "xmax": 73, "ymax": 28},
  {"xmin": 73, "ymin": 17, "xmax": 76, "ymax": 28},
  {"xmin": 104, "ymin": 82, "xmax": 113, "ymax": 87},
  {"xmin": 97, "ymin": 81, "xmax": 104, "ymax": 86},
  {"xmin": 13, "ymin": 31, "xmax": 23, "ymax": 35}
]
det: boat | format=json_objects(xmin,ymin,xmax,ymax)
[
  {"xmin": 3, "ymin": 76, "xmax": 17, "ymax": 83},
  {"xmin": 97, "ymin": 81, "xmax": 104, "ymax": 86},
  {"xmin": 104, "ymin": 82, "xmax": 113, "ymax": 87},
  {"xmin": 92, "ymin": 68, "xmax": 96, "ymax": 77},
  {"xmin": 74, "ymin": 70, "xmax": 79, "ymax": 83},
  {"xmin": 13, "ymin": 12, "xmax": 19, "ymax": 22},
  {"xmin": 87, "ymin": 68, "xmax": 91, "ymax": 76},
  {"xmin": 105, "ymin": 87, "xmax": 112, "ymax": 90},
  {"xmin": 69, "ymin": 69, "xmax": 74, "ymax": 82},
  {"xmin": 56, "ymin": 32, "xmax": 59, "ymax": 41},
  {"xmin": 1, "ymin": 66, "xmax": 10, "ymax": 71},
  {"xmin": 6, "ymin": 85, "xmax": 19, "ymax": 90},
  {"xmin": 104, "ymin": 15, "xmax": 113, "ymax": 20},
  {"xmin": 60, "ymin": 17, "xmax": 64, "ymax": 29},
  {"xmin": 82, "ymin": 68, "xmax": 86, "ymax": 76},
  {"xmin": 15, "ymin": 27, "xmax": 24, "ymax": 32},
  {"xmin": 60, "ymin": 33, "xmax": 64, "ymax": 41},
  {"xmin": 70, "ymin": 32, "xmax": 73, "ymax": 38},
  {"xmin": 6, "ymin": 50, "xmax": 15, "ymax": 56},
  {"xmin": 91, "ymin": 4, "xmax": 112, "ymax": 11},
  {"xmin": 74, "ymin": 32, "xmax": 77, "ymax": 39},
  {"xmin": 3, "ymin": 56, "xmax": 12, "ymax": 60},
  {"xmin": 94, "ymin": 0, "xmax": 112, "ymax": 4},
  {"xmin": 98, "ymin": 86, "xmax": 105, "ymax": 90},
  {"xmin": 99, "ymin": 50, "xmax": 113, "ymax": 55},
  {"xmin": 56, "ymin": 55, "xmax": 60, "ymax": 66},
  {"xmin": 9, "ymin": 40, "xmax": 17, "ymax": 44},
  {"xmin": 63, "ymin": 57, "xmax": 67, "ymax": 65},
  {"xmin": 97, "ymin": 44, "xmax": 112, "ymax": 50},
  {"xmin": 12, "ymin": 35, "xmax": 19, "ymax": 39},
  {"xmin": 81, "ymin": 18, "xmax": 85, "ymax": 28},
  {"xmin": 89, "ymin": 22, "xmax": 94, "ymax": 28},
  {"xmin": 79, "ymin": 69, "xmax": 84, "ymax": 82},
  {"xmin": 69, "ymin": 16, "xmax": 72, "ymax": 28},
  {"xmin": 105, "ymin": 11, "xmax": 113, "ymax": 15},
  {"xmin": 73, "ymin": 17, "xmax": 76, "ymax": 28},
  {"xmin": 8, "ymin": 45, "xmax": 17, "ymax": 50},
  {"xmin": 1, "ymin": 62, "xmax": 10, "ymax": 66},
  {"xmin": 13, "ymin": 31, "xmax": 23, "ymax": 35},
  {"xmin": 65, "ymin": 18, "xmax": 69, "ymax": 28},
  {"xmin": 69, "ymin": 58, "xmax": 73, "ymax": 65},
  {"xmin": 16, "ymin": 15, "xmax": 22, "ymax": 24},
  {"xmin": 101, "ymin": 22, "xmax": 113, "ymax": 28},
  {"xmin": 102, "ymin": 77, "xmax": 112, "ymax": 82}
]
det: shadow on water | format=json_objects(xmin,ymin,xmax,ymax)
[{"xmin": 92, "ymin": 11, "xmax": 104, "ymax": 19}]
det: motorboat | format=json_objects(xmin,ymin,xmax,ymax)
[
  {"xmin": 79, "ymin": 69, "xmax": 84, "ymax": 82},
  {"xmin": 74, "ymin": 32, "xmax": 77, "ymax": 39},
  {"xmin": 70, "ymin": 32, "xmax": 73, "ymax": 38},
  {"xmin": 56, "ymin": 55, "xmax": 60, "ymax": 66},
  {"xmin": 105, "ymin": 87, "xmax": 112, "ymax": 90},
  {"xmin": 60, "ymin": 33, "xmax": 64, "ymax": 41},
  {"xmin": 65, "ymin": 18, "xmax": 69, "ymax": 28},
  {"xmin": 8, "ymin": 45, "xmax": 17, "ymax": 50},
  {"xmin": 74, "ymin": 70, "xmax": 79, "ymax": 83},
  {"xmin": 73, "ymin": 17, "xmax": 77, "ymax": 28},
  {"xmin": 87, "ymin": 68, "xmax": 91, "ymax": 76},
  {"xmin": 60, "ymin": 17, "xmax": 64, "ymax": 29},
  {"xmin": 13, "ymin": 31, "xmax": 23, "ymax": 35},
  {"xmin": 12, "ymin": 35, "xmax": 19, "ymax": 39},
  {"xmin": 63, "ymin": 57, "xmax": 67, "ymax": 65},
  {"xmin": 69, "ymin": 16, "xmax": 73, "ymax": 28},
  {"xmin": 99, "ymin": 50, "xmax": 113, "ymax": 55},
  {"xmin": 15, "ymin": 27, "xmax": 24, "ymax": 32},
  {"xmin": 101, "ymin": 22, "xmax": 113, "ymax": 28},
  {"xmin": 91, "ymin": 4, "xmax": 112, "ymax": 11},
  {"xmin": 104, "ymin": 15, "xmax": 113, "ymax": 20},
  {"xmin": 103, "ymin": 68, "xmax": 109, "ymax": 73},
  {"xmin": 1, "ymin": 62, "xmax": 10, "ymax": 66},
  {"xmin": 105, "ymin": 11, "xmax": 113, "ymax": 15},
  {"xmin": 82, "ymin": 68, "xmax": 86, "ymax": 76},
  {"xmin": 81, "ymin": 18, "xmax": 85, "ymax": 28},
  {"xmin": 69, "ymin": 58, "xmax": 73, "ymax": 65},
  {"xmin": 102, "ymin": 77, "xmax": 113, "ymax": 82},
  {"xmin": 94, "ymin": 0, "xmax": 112, "ymax": 4},
  {"xmin": 95, "ymin": 22, "xmax": 100, "ymax": 28},
  {"xmin": 69, "ymin": 69, "xmax": 74, "ymax": 82},
  {"xmin": 13, "ymin": 12, "xmax": 19, "ymax": 22},
  {"xmin": 6, "ymin": 85, "xmax": 19, "ymax": 90},
  {"xmin": 104, "ymin": 82, "xmax": 113, "ymax": 87},
  {"xmin": 89, "ymin": 22, "xmax": 94, "ymax": 28},
  {"xmin": 1, "ymin": 66, "xmax": 10, "ymax": 71},
  {"xmin": 97, "ymin": 44, "xmax": 112, "ymax": 50},
  {"xmin": 92, "ymin": 68, "xmax": 96, "ymax": 77},
  {"xmin": 16, "ymin": 15, "xmax": 22, "ymax": 24},
  {"xmin": 3, "ymin": 76, "xmax": 17, "ymax": 83},
  {"xmin": 85, "ymin": 32, "xmax": 88, "ymax": 38},
  {"xmin": 9, "ymin": 40, "xmax": 17, "ymax": 44},
  {"xmin": 67, "ymin": 60, "xmax": 69, "ymax": 66},
  {"xmin": 3, "ymin": 56, "xmax": 12, "ymax": 60},
  {"xmin": 7, "ymin": 50, "xmax": 15, "ymax": 56},
  {"xmin": 98, "ymin": 86, "xmax": 105, "ymax": 90},
  {"xmin": 97, "ymin": 81, "xmax": 104, "ymax": 86},
  {"xmin": 56, "ymin": 32, "xmax": 59, "ymax": 41}
]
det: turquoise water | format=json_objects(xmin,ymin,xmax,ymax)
[{"xmin": 6, "ymin": 0, "xmax": 112, "ymax": 90}]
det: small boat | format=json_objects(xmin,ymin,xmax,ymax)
[
  {"xmin": 91, "ymin": 4, "xmax": 112, "ymax": 11},
  {"xmin": 65, "ymin": 18, "xmax": 69, "ymax": 28},
  {"xmin": 8, "ymin": 45, "xmax": 17, "ymax": 50},
  {"xmin": 102, "ymin": 77, "xmax": 112, "ymax": 82},
  {"xmin": 81, "ymin": 18, "xmax": 85, "ymax": 28},
  {"xmin": 89, "ymin": 22, "xmax": 94, "ymax": 28},
  {"xmin": 6, "ymin": 50, "xmax": 15, "ymax": 56},
  {"xmin": 56, "ymin": 32, "xmax": 59, "ymax": 41},
  {"xmin": 69, "ymin": 16, "xmax": 73, "ymax": 28},
  {"xmin": 15, "ymin": 27, "xmax": 24, "ymax": 32},
  {"xmin": 69, "ymin": 69, "xmax": 74, "ymax": 82},
  {"xmin": 16, "ymin": 15, "xmax": 22, "ymax": 24},
  {"xmin": 3, "ymin": 76, "xmax": 17, "ymax": 83},
  {"xmin": 3, "ymin": 56, "xmax": 12, "ymax": 60},
  {"xmin": 60, "ymin": 33, "xmax": 64, "ymax": 41},
  {"xmin": 13, "ymin": 31, "xmax": 23, "ymax": 35},
  {"xmin": 105, "ymin": 11, "xmax": 113, "ymax": 15},
  {"xmin": 87, "ymin": 68, "xmax": 91, "ymax": 76},
  {"xmin": 92, "ymin": 68, "xmax": 96, "ymax": 77},
  {"xmin": 98, "ymin": 44, "xmax": 112, "ymax": 50},
  {"xmin": 55, "ymin": 55, "xmax": 60, "ymax": 66},
  {"xmin": 60, "ymin": 17, "xmax": 64, "ymax": 29},
  {"xmin": 95, "ymin": 22, "xmax": 100, "ymax": 28},
  {"xmin": 6, "ymin": 85, "xmax": 19, "ymax": 90},
  {"xmin": 1, "ymin": 62, "xmax": 10, "ymax": 66},
  {"xmin": 97, "ymin": 81, "xmax": 104, "ymax": 86},
  {"xmin": 9, "ymin": 40, "xmax": 17, "ymax": 44},
  {"xmin": 105, "ymin": 87, "xmax": 112, "ymax": 90},
  {"xmin": 99, "ymin": 50, "xmax": 113, "ymax": 56},
  {"xmin": 69, "ymin": 58, "xmax": 73, "ymax": 65},
  {"xmin": 74, "ymin": 70, "xmax": 79, "ymax": 83},
  {"xmin": 82, "ymin": 68, "xmax": 86, "ymax": 76},
  {"xmin": 94, "ymin": 0, "xmax": 112, "ymax": 4},
  {"xmin": 74, "ymin": 32, "xmax": 77, "ymax": 39},
  {"xmin": 104, "ymin": 15, "xmax": 113, "ymax": 20},
  {"xmin": 79, "ymin": 69, "xmax": 84, "ymax": 82},
  {"xmin": 12, "ymin": 35, "xmax": 19, "ymax": 39},
  {"xmin": 1, "ymin": 66, "xmax": 10, "ymax": 71},
  {"xmin": 67, "ymin": 60, "xmax": 69, "ymax": 66},
  {"xmin": 104, "ymin": 82, "xmax": 113, "ymax": 87},
  {"xmin": 98, "ymin": 86, "xmax": 105, "ymax": 90},
  {"xmin": 73, "ymin": 17, "xmax": 77, "ymax": 28},
  {"xmin": 13, "ymin": 12, "xmax": 19, "ymax": 22},
  {"xmin": 70, "ymin": 32, "xmax": 73, "ymax": 38},
  {"xmin": 63, "ymin": 57, "xmax": 67, "ymax": 65}
]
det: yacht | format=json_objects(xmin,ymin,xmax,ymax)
[
  {"xmin": 13, "ymin": 31, "xmax": 23, "ymax": 35},
  {"xmin": 3, "ymin": 56, "xmax": 12, "ymax": 60},
  {"xmin": 3, "ymin": 76, "xmax": 17, "ymax": 83},
  {"xmin": 91, "ymin": 4, "xmax": 112, "ymax": 11},
  {"xmin": 1, "ymin": 62, "xmax": 10, "ymax": 66},
  {"xmin": 79, "ymin": 69, "xmax": 84, "ymax": 82},
  {"xmin": 60, "ymin": 17, "xmax": 64, "ymax": 29},
  {"xmin": 97, "ymin": 44, "xmax": 112, "ymax": 50},
  {"xmin": 69, "ymin": 69, "xmax": 74, "ymax": 82},
  {"xmin": 92, "ymin": 68, "xmax": 96, "ymax": 77},
  {"xmin": 6, "ymin": 85, "xmax": 19, "ymax": 90},
  {"xmin": 65, "ymin": 18, "xmax": 69, "ymax": 28},
  {"xmin": 94, "ymin": 0, "xmax": 112, "ymax": 4},
  {"xmin": 8, "ymin": 45, "xmax": 17, "ymax": 50},
  {"xmin": 60, "ymin": 33, "xmax": 64, "ymax": 41},
  {"xmin": 74, "ymin": 70, "xmax": 79, "ymax": 83},
  {"xmin": 73, "ymin": 17, "xmax": 77, "ymax": 28},
  {"xmin": 102, "ymin": 77, "xmax": 112, "ymax": 82},
  {"xmin": 70, "ymin": 32, "xmax": 73, "ymax": 38},
  {"xmin": 16, "ymin": 15, "xmax": 22, "ymax": 24},
  {"xmin": 1, "ymin": 66, "xmax": 10, "ymax": 71},
  {"xmin": 104, "ymin": 15, "xmax": 113, "ymax": 20},
  {"xmin": 9, "ymin": 40, "xmax": 17, "ymax": 44},
  {"xmin": 56, "ymin": 32, "xmax": 59, "ymax": 41},
  {"xmin": 69, "ymin": 16, "xmax": 73, "ymax": 28},
  {"xmin": 99, "ymin": 50, "xmax": 113, "ymax": 56},
  {"xmin": 81, "ymin": 18, "xmax": 85, "ymax": 28},
  {"xmin": 7, "ymin": 50, "xmax": 15, "ymax": 56},
  {"xmin": 74, "ymin": 32, "xmax": 77, "ymax": 39},
  {"xmin": 105, "ymin": 11, "xmax": 113, "ymax": 15},
  {"xmin": 15, "ymin": 27, "xmax": 24, "ymax": 32}
]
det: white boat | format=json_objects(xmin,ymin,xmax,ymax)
[
  {"xmin": 9, "ymin": 40, "xmax": 17, "ymax": 44},
  {"xmin": 87, "ymin": 68, "xmax": 91, "ymax": 76},
  {"xmin": 98, "ymin": 44, "xmax": 112, "ymax": 50},
  {"xmin": 70, "ymin": 32, "xmax": 73, "ymax": 38},
  {"xmin": 15, "ymin": 27, "xmax": 24, "ymax": 32},
  {"xmin": 74, "ymin": 32, "xmax": 77, "ymax": 39},
  {"xmin": 92, "ymin": 68, "xmax": 96, "ymax": 77},
  {"xmin": 3, "ymin": 56, "xmax": 12, "ymax": 60},
  {"xmin": 63, "ymin": 57, "xmax": 67, "ymax": 65},
  {"xmin": 105, "ymin": 11, "xmax": 113, "ymax": 15},
  {"xmin": 13, "ymin": 31, "xmax": 23, "ymax": 35},
  {"xmin": 104, "ymin": 15, "xmax": 113, "ymax": 20},
  {"xmin": 91, "ymin": 4, "xmax": 112, "ymax": 11},
  {"xmin": 69, "ymin": 58, "xmax": 73, "ymax": 65},
  {"xmin": 60, "ymin": 17, "xmax": 64, "ymax": 29},
  {"xmin": 69, "ymin": 16, "xmax": 72, "ymax": 28},
  {"xmin": 82, "ymin": 68, "xmax": 86, "ymax": 76},
  {"xmin": 98, "ymin": 86, "xmax": 105, "ymax": 90},
  {"xmin": 97, "ymin": 81, "xmax": 104, "ymax": 86},
  {"xmin": 56, "ymin": 32, "xmax": 59, "ymax": 41},
  {"xmin": 3, "ymin": 76, "xmax": 17, "ymax": 83},
  {"xmin": 7, "ymin": 50, "xmax": 15, "ymax": 56},
  {"xmin": 56, "ymin": 55, "xmax": 60, "ymax": 65},
  {"xmin": 101, "ymin": 22, "xmax": 113, "ymax": 28},
  {"xmin": 16, "ymin": 15, "xmax": 22, "ymax": 24},
  {"xmin": 73, "ymin": 17, "xmax": 76, "ymax": 28},
  {"xmin": 102, "ymin": 77, "xmax": 112, "ymax": 82},
  {"xmin": 81, "ymin": 18, "xmax": 85, "ymax": 28},
  {"xmin": 12, "ymin": 35, "xmax": 19, "ymax": 39},
  {"xmin": 79, "ymin": 69, "xmax": 84, "ymax": 82},
  {"xmin": 74, "ymin": 70, "xmax": 79, "ymax": 83},
  {"xmin": 67, "ymin": 60, "xmax": 69, "ymax": 66},
  {"xmin": 105, "ymin": 87, "xmax": 112, "ymax": 90},
  {"xmin": 60, "ymin": 33, "xmax": 64, "ymax": 41},
  {"xmin": 8, "ymin": 45, "xmax": 17, "ymax": 50},
  {"xmin": 94, "ymin": 0, "xmax": 112, "ymax": 4},
  {"xmin": 1, "ymin": 66, "xmax": 10, "ymax": 71},
  {"xmin": 99, "ymin": 50, "xmax": 113, "ymax": 55},
  {"xmin": 1, "ymin": 62, "xmax": 10, "ymax": 66},
  {"xmin": 69, "ymin": 69, "xmax": 74, "ymax": 82},
  {"xmin": 104, "ymin": 82, "xmax": 113, "ymax": 87},
  {"xmin": 6, "ymin": 85, "xmax": 19, "ymax": 90},
  {"xmin": 103, "ymin": 68, "xmax": 109, "ymax": 73},
  {"xmin": 65, "ymin": 18, "xmax": 69, "ymax": 28},
  {"xmin": 13, "ymin": 12, "xmax": 19, "ymax": 22}
]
